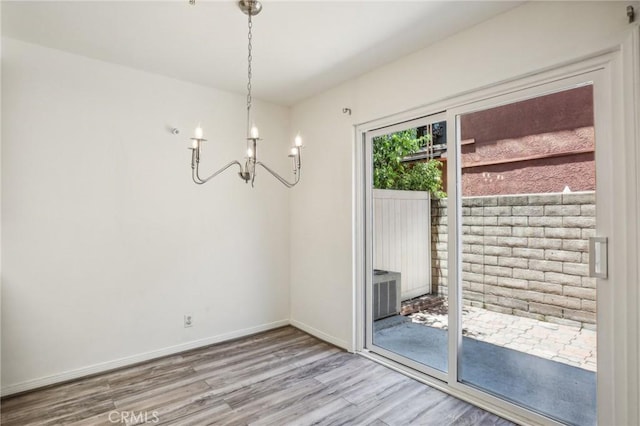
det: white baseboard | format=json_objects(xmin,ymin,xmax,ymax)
[
  {"xmin": 290, "ymin": 319, "xmax": 351, "ymax": 351},
  {"xmin": 1, "ymin": 319, "xmax": 289, "ymax": 397}
]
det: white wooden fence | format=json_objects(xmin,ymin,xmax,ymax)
[{"xmin": 373, "ymin": 189, "xmax": 431, "ymax": 301}]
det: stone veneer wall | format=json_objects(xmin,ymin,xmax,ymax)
[{"xmin": 431, "ymin": 192, "xmax": 596, "ymax": 329}]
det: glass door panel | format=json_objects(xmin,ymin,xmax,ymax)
[
  {"xmin": 456, "ymin": 85, "xmax": 597, "ymax": 426},
  {"xmin": 366, "ymin": 114, "xmax": 449, "ymax": 375}
]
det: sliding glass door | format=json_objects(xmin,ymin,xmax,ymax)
[
  {"xmin": 363, "ymin": 67, "xmax": 613, "ymax": 426},
  {"xmin": 453, "ymin": 82, "xmax": 600, "ymax": 426}
]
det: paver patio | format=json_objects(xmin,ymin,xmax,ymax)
[{"xmin": 408, "ymin": 299, "xmax": 597, "ymax": 371}]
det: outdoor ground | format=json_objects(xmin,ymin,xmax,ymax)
[{"xmin": 405, "ymin": 297, "xmax": 597, "ymax": 372}]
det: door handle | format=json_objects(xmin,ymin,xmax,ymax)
[{"xmin": 589, "ymin": 237, "xmax": 608, "ymax": 279}]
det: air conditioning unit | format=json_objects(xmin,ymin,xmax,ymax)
[{"xmin": 373, "ymin": 270, "xmax": 401, "ymax": 320}]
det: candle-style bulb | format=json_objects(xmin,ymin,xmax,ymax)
[
  {"xmin": 290, "ymin": 147, "xmax": 298, "ymax": 156},
  {"xmin": 247, "ymin": 147, "xmax": 254, "ymax": 158},
  {"xmin": 191, "ymin": 139, "xmax": 198, "ymax": 149},
  {"xmin": 195, "ymin": 126, "xmax": 204, "ymax": 139},
  {"xmin": 250, "ymin": 125, "xmax": 259, "ymax": 139},
  {"xmin": 294, "ymin": 134, "xmax": 302, "ymax": 147}
]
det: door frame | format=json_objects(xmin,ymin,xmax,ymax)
[{"xmin": 354, "ymin": 31, "xmax": 639, "ymax": 425}]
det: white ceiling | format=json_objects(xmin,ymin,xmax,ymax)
[{"xmin": 2, "ymin": 1, "xmax": 523, "ymax": 106}]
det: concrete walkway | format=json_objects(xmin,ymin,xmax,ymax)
[{"xmin": 409, "ymin": 302, "xmax": 597, "ymax": 372}]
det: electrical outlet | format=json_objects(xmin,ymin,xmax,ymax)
[{"xmin": 184, "ymin": 315, "xmax": 193, "ymax": 328}]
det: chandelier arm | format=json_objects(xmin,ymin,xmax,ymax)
[
  {"xmin": 192, "ymin": 167, "xmax": 204, "ymax": 185},
  {"xmin": 256, "ymin": 161, "xmax": 300, "ymax": 188},
  {"xmin": 190, "ymin": 149, "xmax": 204, "ymax": 184},
  {"xmin": 193, "ymin": 160, "xmax": 244, "ymax": 185}
]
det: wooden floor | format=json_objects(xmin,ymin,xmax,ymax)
[{"xmin": 1, "ymin": 326, "xmax": 514, "ymax": 425}]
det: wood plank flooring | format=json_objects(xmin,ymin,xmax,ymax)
[{"xmin": 1, "ymin": 326, "xmax": 514, "ymax": 425}]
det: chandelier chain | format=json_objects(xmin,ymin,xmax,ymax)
[{"xmin": 246, "ymin": 11, "xmax": 253, "ymax": 132}]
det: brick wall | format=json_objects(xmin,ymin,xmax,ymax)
[{"xmin": 431, "ymin": 192, "xmax": 596, "ymax": 329}]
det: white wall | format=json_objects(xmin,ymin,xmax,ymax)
[
  {"xmin": 288, "ymin": 81, "xmax": 356, "ymax": 348},
  {"xmin": 290, "ymin": 0, "xmax": 636, "ymax": 352},
  {"xmin": 1, "ymin": 38, "xmax": 292, "ymax": 394}
]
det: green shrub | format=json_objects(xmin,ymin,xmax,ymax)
[{"xmin": 373, "ymin": 129, "xmax": 445, "ymax": 197}]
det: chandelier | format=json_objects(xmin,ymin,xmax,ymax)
[{"xmin": 188, "ymin": 0, "xmax": 302, "ymax": 188}]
